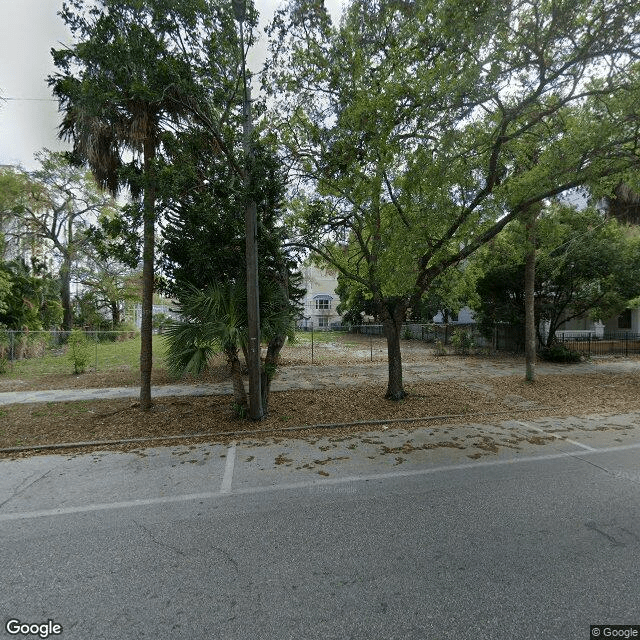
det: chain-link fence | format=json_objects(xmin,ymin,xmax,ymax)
[
  {"xmin": 282, "ymin": 323, "xmax": 519, "ymax": 363},
  {"xmin": 2, "ymin": 324, "xmax": 636, "ymax": 376},
  {"xmin": 0, "ymin": 329, "xmax": 142, "ymax": 373}
]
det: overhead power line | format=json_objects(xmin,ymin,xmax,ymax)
[{"xmin": 1, "ymin": 97, "xmax": 57, "ymax": 102}]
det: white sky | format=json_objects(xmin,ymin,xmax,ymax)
[{"xmin": 0, "ymin": 0, "xmax": 344, "ymax": 170}]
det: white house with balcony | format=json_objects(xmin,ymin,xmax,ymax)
[{"xmin": 298, "ymin": 264, "xmax": 342, "ymax": 329}]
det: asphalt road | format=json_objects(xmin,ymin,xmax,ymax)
[{"xmin": 1, "ymin": 415, "xmax": 640, "ymax": 640}]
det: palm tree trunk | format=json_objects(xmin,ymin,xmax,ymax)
[
  {"xmin": 140, "ymin": 135, "xmax": 156, "ymax": 411},
  {"xmin": 261, "ymin": 334, "xmax": 285, "ymax": 414},
  {"xmin": 226, "ymin": 347, "xmax": 248, "ymax": 413}
]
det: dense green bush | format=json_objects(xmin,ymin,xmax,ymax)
[{"xmin": 538, "ymin": 343, "xmax": 582, "ymax": 363}]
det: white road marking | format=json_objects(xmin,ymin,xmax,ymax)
[
  {"xmin": 220, "ymin": 441, "xmax": 236, "ymax": 494},
  {"xmin": 0, "ymin": 492, "xmax": 222, "ymax": 522},
  {"xmin": 519, "ymin": 422, "xmax": 596, "ymax": 451},
  {"xmin": 2, "ymin": 440, "xmax": 640, "ymax": 523}
]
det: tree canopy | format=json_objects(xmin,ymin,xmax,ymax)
[
  {"xmin": 471, "ymin": 203, "xmax": 640, "ymax": 345},
  {"xmin": 265, "ymin": 0, "xmax": 640, "ymax": 398},
  {"xmin": 49, "ymin": 0, "xmax": 257, "ymax": 409}
]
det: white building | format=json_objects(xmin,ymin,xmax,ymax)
[{"xmin": 298, "ymin": 264, "xmax": 342, "ymax": 329}]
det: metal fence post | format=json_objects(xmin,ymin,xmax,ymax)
[
  {"xmin": 626, "ymin": 332, "xmax": 629, "ymax": 357},
  {"xmin": 94, "ymin": 331, "xmax": 98, "ymax": 372},
  {"xmin": 311, "ymin": 325, "xmax": 314, "ymax": 363},
  {"xmin": 10, "ymin": 330, "xmax": 14, "ymax": 361},
  {"xmin": 370, "ymin": 330, "xmax": 373, "ymax": 362}
]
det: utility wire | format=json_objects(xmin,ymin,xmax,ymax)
[{"xmin": 1, "ymin": 97, "xmax": 57, "ymax": 102}]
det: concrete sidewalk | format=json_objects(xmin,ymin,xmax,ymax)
[{"xmin": 1, "ymin": 356, "xmax": 638, "ymax": 406}]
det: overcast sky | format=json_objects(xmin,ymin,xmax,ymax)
[{"xmin": 0, "ymin": 0, "xmax": 343, "ymax": 170}]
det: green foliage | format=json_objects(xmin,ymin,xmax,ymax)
[
  {"xmin": 164, "ymin": 284, "xmax": 240, "ymax": 377},
  {"xmin": 450, "ymin": 328, "xmax": 474, "ymax": 355},
  {"xmin": 434, "ymin": 340, "xmax": 447, "ymax": 357},
  {"xmin": 232, "ymin": 402, "xmax": 247, "ymax": 419},
  {"xmin": 49, "ymin": 0, "xmax": 251, "ymax": 406},
  {"xmin": 0, "ymin": 267, "xmax": 12, "ymax": 316},
  {"xmin": 159, "ymin": 136, "xmax": 304, "ymax": 310},
  {"xmin": 2, "ymin": 151, "xmax": 118, "ymax": 330},
  {"xmin": 538, "ymin": 344, "xmax": 582, "ymax": 363},
  {"xmin": 0, "ymin": 259, "xmax": 62, "ymax": 330},
  {"xmin": 67, "ymin": 329, "xmax": 90, "ymax": 374},
  {"xmin": 73, "ymin": 291, "xmax": 112, "ymax": 331},
  {"xmin": 471, "ymin": 204, "xmax": 640, "ymax": 345},
  {"xmin": 152, "ymin": 313, "xmax": 174, "ymax": 333},
  {"xmin": 265, "ymin": 0, "xmax": 640, "ymax": 397},
  {"xmin": 165, "ymin": 279, "xmax": 297, "ymax": 377},
  {"xmin": 0, "ymin": 331, "xmax": 8, "ymax": 358}
]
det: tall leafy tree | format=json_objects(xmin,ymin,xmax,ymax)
[
  {"xmin": 160, "ymin": 133, "xmax": 303, "ymax": 414},
  {"xmin": 3, "ymin": 151, "xmax": 115, "ymax": 330},
  {"xmin": 265, "ymin": 0, "xmax": 640, "ymax": 399},
  {"xmin": 74, "ymin": 250, "xmax": 141, "ymax": 328},
  {"xmin": 471, "ymin": 203, "xmax": 640, "ymax": 346},
  {"xmin": 49, "ymin": 0, "xmax": 246, "ymax": 410}
]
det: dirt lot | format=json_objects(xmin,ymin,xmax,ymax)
[
  {"xmin": 2, "ymin": 366, "xmax": 640, "ymax": 459},
  {"xmin": 1, "ymin": 334, "xmax": 639, "ymax": 458}
]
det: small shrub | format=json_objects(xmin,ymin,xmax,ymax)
[
  {"xmin": 116, "ymin": 321, "xmax": 139, "ymax": 341},
  {"xmin": 402, "ymin": 327, "xmax": 414, "ymax": 340},
  {"xmin": 434, "ymin": 339, "xmax": 448, "ymax": 356},
  {"xmin": 0, "ymin": 356, "xmax": 8, "ymax": 374},
  {"xmin": 68, "ymin": 329, "xmax": 90, "ymax": 374},
  {"xmin": 539, "ymin": 343, "xmax": 582, "ymax": 363},
  {"xmin": 153, "ymin": 313, "xmax": 174, "ymax": 334},
  {"xmin": 232, "ymin": 402, "xmax": 247, "ymax": 419},
  {"xmin": 451, "ymin": 328, "xmax": 474, "ymax": 355}
]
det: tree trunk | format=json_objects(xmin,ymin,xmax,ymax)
[
  {"xmin": 139, "ymin": 135, "xmax": 156, "ymax": 411},
  {"xmin": 226, "ymin": 347, "xmax": 248, "ymax": 413},
  {"xmin": 382, "ymin": 305, "xmax": 407, "ymax": 400},
  {"xmin": 261, "ymin": 334, "xmax": 286, "ymax": 414},
  {"xmin": 110, "ymin": 301, "xmax": 120, "ymax": 327},
  {"xmin": 524, "ymin": 206, "xmax": 539, "ymax": 382},
  {"xmin": 60, "ymin": 253, "xmax": 72, "ymax": 331}
]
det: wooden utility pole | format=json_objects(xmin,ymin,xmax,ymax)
[{"xmin": 234, "ymin": 0, "xmax": 263, "ymax": 420}]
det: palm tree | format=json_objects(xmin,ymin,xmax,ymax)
[
  {"xmin": 49, "ymin": 2, "xmax": 200, "ymax": 410},
  {"xmin": 165, "ymin": 280, "xmax": 296, "ymax": 416}
]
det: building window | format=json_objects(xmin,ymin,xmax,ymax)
[
  {"xmin": 317, "ymin": 316, "xmax": 329, "ymax": 327},
  {"xmin": 315, "ymin": 297, "xmax": 331, "ymax": 310},
  {"xmin": 618, "ymin": 309, "xmax": 632, "ymax": 330}
]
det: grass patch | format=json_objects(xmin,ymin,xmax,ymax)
[
  {"xmin": 0, "ymin": 336, "xmax": 168, "ymax": 381},
  {"xmin": 292, "ymin": 331, "xmax": 349, "ymax": 344}
]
